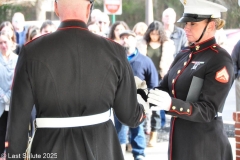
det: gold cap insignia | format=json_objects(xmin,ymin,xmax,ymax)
[{"xmin": 184, "ymin": 0, "xmax": 187, "ymax": 5}]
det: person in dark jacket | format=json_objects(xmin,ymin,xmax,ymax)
[
  {"xmin": 11, "ymin": 12, "xmax": 28, "ymax": 47},
  {"xmin": 5, "ymin": 0, "xmax": 147, "ymax": 160},
  {"xmin": 231, "ymin": 40, "xmax": 240, "ymax": 111},
  {"xmin": 147, "ymin": 0, "xmax": 234, "ymax": 159}
]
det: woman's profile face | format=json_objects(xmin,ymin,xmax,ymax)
[
  {"xmin": 149, "ymin": 30, "xmax": 160, "ymax": 42},
  {"xmin": 114, "ymin": 24, "xmax": 126, "ymax": 40},
  {"xmin": 0, "ymin": 34, "xmax": 12, "ymax": 54},
  {"xmin": 184, "ymin": 20, "xmax": 208, "ymax": 43}
]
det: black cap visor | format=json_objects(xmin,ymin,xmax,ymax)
[{"xmin": 177, "ymin": 13, "xmax": 212, "ymax": 23}]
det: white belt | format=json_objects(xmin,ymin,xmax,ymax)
[
  {"xmin": 216, "ymin": 112, "xmax": 222, "ymax": 117},
  {"xmin": 36, "ymin": 109, "xmax": 111, "ymax": 128}
]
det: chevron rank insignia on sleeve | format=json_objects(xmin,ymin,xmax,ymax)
[{"xmin": 215, "ymin": 66, "xmax": 229, "ymax": 83}]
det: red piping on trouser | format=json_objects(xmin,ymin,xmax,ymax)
[{"xmin": 170, "ymin": 117, "xmax": 176, "ymax": 160}]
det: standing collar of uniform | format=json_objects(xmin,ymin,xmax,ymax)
[
  {"xmin": 189, "ymin": 37, "xmax": 216, "ymax": 53},
  {"xmin": 127, "ymin": 48, "xmax": 138, "ymax": 61},
  {"xmin": 58, "ymin": 20, "xmax": 88, "ymax": 30}
]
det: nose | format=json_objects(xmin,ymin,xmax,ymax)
[{"xmin": 184, "ymin": 24, "xmax": 189, "ymax": 32}]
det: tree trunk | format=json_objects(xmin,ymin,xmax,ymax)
[{"xmin": 36, "ymin": 0, "xmax": 46, "ymax": 21}]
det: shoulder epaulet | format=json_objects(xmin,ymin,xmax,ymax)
[{"xmin": 210, "ymin": 43, "xmax": 219, "ymax": 53}]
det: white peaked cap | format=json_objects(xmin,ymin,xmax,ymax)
[{"xmin": 178, "ymin": 0, "xmax": 227, "ymax": 22}]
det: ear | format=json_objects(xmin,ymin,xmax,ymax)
[
  {"xmin": 208, "ymin": 21, "xmax": 215, "ymax": 32},
  {"xmin": 54, "ymin": 1, "xmax": 59, "ymax": 17},
  {"xmin": 86, "ymin": 3, "xmax": 91, "ymax": 22}
]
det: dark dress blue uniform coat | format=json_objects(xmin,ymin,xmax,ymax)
[
  {"xmin": 157, "ymin": 38, "xmax": 234, "ymax": 160},
  {"xmin": 6, "ymin": 20, "xmax": 145, "ymax": 160}
]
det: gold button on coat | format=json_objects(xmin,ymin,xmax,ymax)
[
  {"xmin": 172, "ymin": 106, "xmax": 176, "ymax": 110},
  {"xmin": 187, "ymin": 109, "xmax": 190, "ymax": 112},
  {"xmin": 172, "ymin": 79, "xmax": 175, "ymax": 83},
  {"xmin": 196, "ymin": 45, "xmax": 200, "ymax": 50},
  {"xmin": 180, "ymin": 108, "xmax": 183, "ymax": 111},
  {"xmin": 177, "ymin": 70, "xmax": 181, "ymax": 74}
]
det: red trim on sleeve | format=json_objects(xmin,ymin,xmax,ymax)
[
  {"xmin": 169, "ymin": 117, "xmax": 176, "ymax": 160},
  {"xmin": 169, "ymin": 106, "xmax": 192, "ymax": 116},
  {"xmin": 5, "ymin": 141, "xmax": 8, "ymax": 148}
]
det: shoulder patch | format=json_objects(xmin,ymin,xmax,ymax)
[{"xmin": 215, "ymin": 66, "xmax": 229, "ymax": 83}]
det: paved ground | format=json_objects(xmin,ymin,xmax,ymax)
[{"xmin": 124, "ymin": 138, "xmax": 236, "ymax": 160}]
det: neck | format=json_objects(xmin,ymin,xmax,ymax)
[
  {"xmin": 127, "ymin": 47, "xmax": 136, "ymax": 56},
  {"xmin": 60, "ymin": 16, "xmax": 88, "ymax": 23},
  {"xmin": 2, "ymin": 51, "xmax": 11, "ymax": 61},
  {"xmin": 149, "ymin": 42, "xmax": 161, "ymax": 49},
  {"xmin": 164, "ymin": 24, "xmax": 174, "ymax": 32},
  {"xmin": 194, "ymin": 36, "xmax": 215, "ymax": 45},
  {"xmin": 16, "ymin": 27, "xmax": 24, "ymax": 32}
]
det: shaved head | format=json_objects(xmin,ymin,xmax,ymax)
[{"xmin": 54, "ymin": 0, "xmax": 92, "ymax": 23}]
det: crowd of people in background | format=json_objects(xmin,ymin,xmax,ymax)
[
  {"xmin": 0, "ymin": 3, "xmax": 238, "ymax": 160},
  {"xmin": 0, "ymin": 12, "xmax": 58, "ymax": 158}
]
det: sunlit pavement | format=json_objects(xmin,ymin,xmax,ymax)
[{"xmin": 125, "ymin": 138, "xmax": 236, "ymax": 160}]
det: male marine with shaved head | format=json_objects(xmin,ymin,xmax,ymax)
[{"xmin": 6, "ymin": 0, "xmax": 147, "ymax": 159}]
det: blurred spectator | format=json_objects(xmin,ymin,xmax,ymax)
[
  {"xmin": 26, "ymin": 26, "xmax": 41, "ymax": 43},
  {"xmin": 12, "ymin": 12, "xmax": 28, "ymax": 46},
  {"xmin": 132, "ymin": 22, "xmax": 148, "ymax": 38},
  {"xmin": 231, "ymin": 40, "xmax": 240, "ymax": 111},
  {"xmin": 90, "ymin": 9, "xmax": 102, "ymax": 23},
  {"xmin": 143, "ymin": 20, "xmax": 175, "ymax": 147},
  {"xmin": 108, "ymin": 21, "xmax": 129, "ymax": 44},
  {"xmin": 132, "ymin": 22, "xmax": 148, "ymax": 55},
  {"xmin": 87, "ymin": 21, "xmax": 101, "ymax": 35},
  {"xmin": 0, "ymin": 21, "xmax": 21, "ymax": 55},
  {"xmin": 96, "ymin": 12, "xmax": 110, "ymax": 37},
  {"xmin": 215, "ymin": 28, "xmax": 228, "ymax": 50},
  {"xmin": 0, "ymin": 31, "xmax": 18, "ymax": 155},
  {"xmin": 115, "ymin": 30, "xmax": 158, "ymax": 160},
  {"xmin": 162, "ymin": 8, "xmax": 187, "ymax": 57},
  {"xmin": 40, "ymin": 20, "xmax": 56, "ymax": 35}
]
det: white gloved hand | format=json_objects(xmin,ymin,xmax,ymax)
[
  {"xmin": 147, "ymin": 89, "xmax": 171, "ymax": 111},
  {"xmin": 134, "ymin": 76, "xmax": 148, "ymax": 95},
  {"xmin": 137, "ymin": 94, "xmax": 150, "ymax": 113},
  {"xmin": 134, "ymin": 76, "xmax": 143, "ymax": 88}
]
